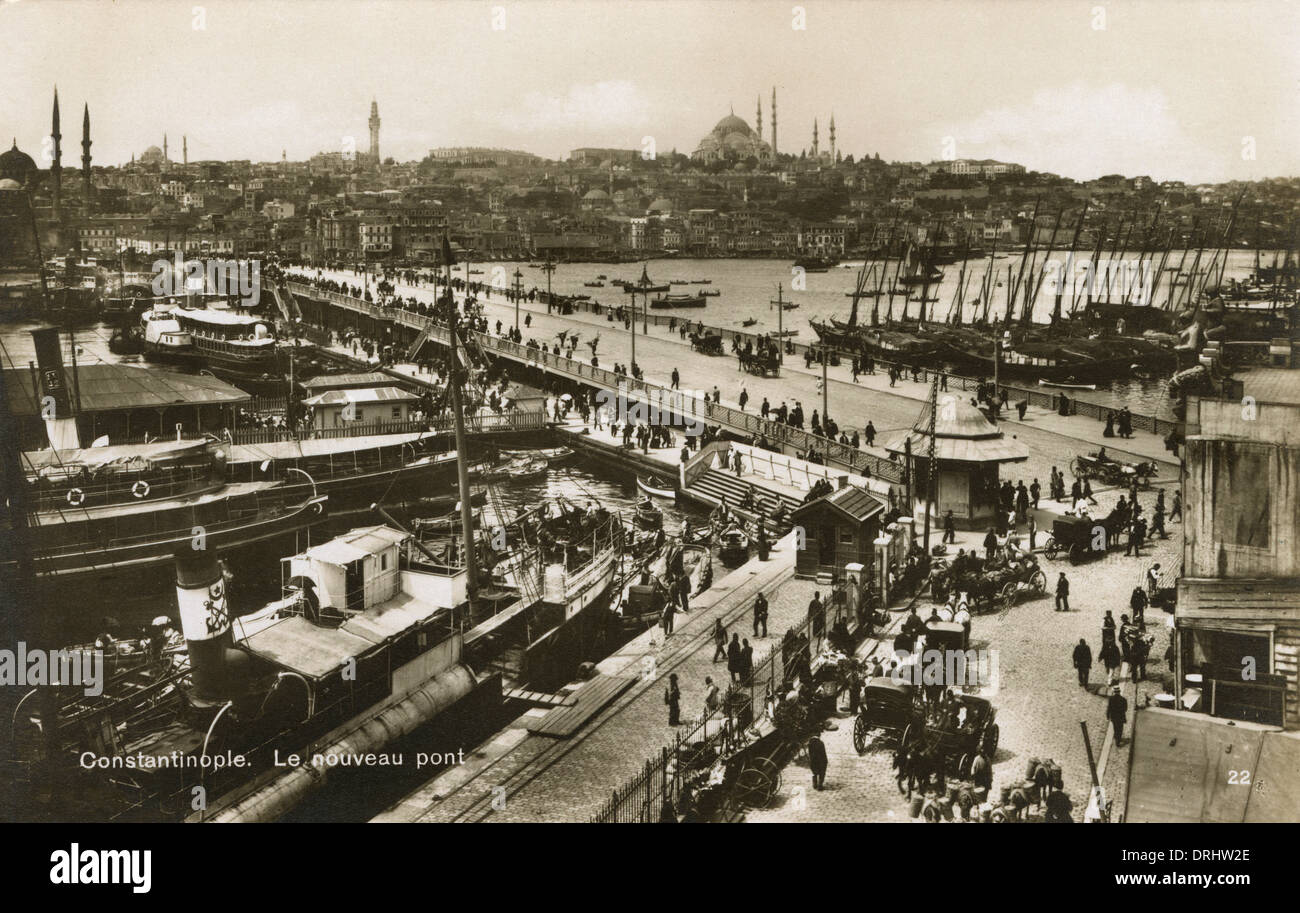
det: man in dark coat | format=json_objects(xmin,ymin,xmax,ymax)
[
  {"xmin": 752, "ymin": 591, "xmax": 769, "ymax": 638},
  {"xmin": 808, "ymin": 734, "xmax": 829, "ymax": 790},
  {"xmin": 1056, "ymin": 573, "xmax": 1070, "ymax": 612},
  {"xmin": 983, "ymin": 527, "xmax": 998, "ymax": 562},
  {"xmin": 1072, "ymin": 638, "xmax": 1092, "ymax": 687},
  {"xmin": 1107, "ymin": 686, "xmax": 1128, "ymax": 744},
  {"xmin": 727, "ymin": 633, "xmax": 742, "ymax": 683}
]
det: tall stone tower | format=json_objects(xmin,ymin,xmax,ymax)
[
  {"xmin": 163, "ymin": 133, "xmax": 170, "ymax": 173},
  {"xmin": 829, "ymin": 113, "xmax": 836, "ymax": 161},
  {"xmin": 756, "ymin": 95, "xmax": 762, "ymax": 143},
  {"xmin": 812, "ymin": 118, "xmax": 819, "ymax": 158},
  {"xmin": 770, "ymin": 87, "xmax": 778, "ymax": 160},
  {"xmin": 50, "ymin": 87, "xmax": 62, "ymax": 221},
  {"xmin": 368, "ymin": 99, "xmax": 380, "ymax": 161},
  {"xmin": 183, "ymin": 135, "xmax": 188, "ymax": 166},
  {"xmin": 80, "ymin": 103, "xmax": 92, "ymax": 216}
]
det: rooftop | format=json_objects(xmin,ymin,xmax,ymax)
[{"xmin": 3, "ymin": 363, "xmax": 250, "ymax": 417}]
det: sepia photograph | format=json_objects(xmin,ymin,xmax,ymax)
[{"xmin": 0, "ymin": 0, "xmax": 1295, "ymax": 886}]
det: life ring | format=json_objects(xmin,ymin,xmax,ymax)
[
  {"xmin": 67, "ymin": 487, "xmax": 85, "ymax": 506},
  {"xmin": 132, "ymin": 480, "xmax": 151, "ymax": 499}
]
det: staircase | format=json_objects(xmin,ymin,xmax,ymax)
[{"xmin": 684, "ymin": 467, "xmax": 803, "ymax": 538}]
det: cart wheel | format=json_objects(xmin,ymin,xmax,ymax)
[
  {"xmin": 1069, "ymin": 543, "xmax": 1087, "ymax": 564},
  {"xmin": 958, "ymin": 752, "xmax": 974, "ymax": 780},
  {"xmin": 734, "ymin": 756, "xmax": 781, "ymax": 808},
  {"xmin": 901, "ymin": 722, "xmax": 915, "ymax": 752},
  {"xmin": 1031, "ymin": 570, "xmax": 1047, "ymax": 593},
  {"xmin": 1044, "ymin": 537, "xmax": 1059, "ymax": 560},
  {"xmin": 852, "ymin": 714, "xmax": 870, "ymax": 756},
  {"xmin": 983, "ymin": 724, "xmax": 1000, "ymax": 758},
  {"xmin": 1000, "ymin": 581, "xmax": 1017, "ymax": 610}
]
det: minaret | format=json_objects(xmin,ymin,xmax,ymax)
[
  {"xmin": 812, "ymin": 118, "xmax": 819, "ymax": 158},
  {"xmin": 50, "ymin": 87, "xmax": 62, "ymax": 221},
  {"xmin": 771, "ymin": 87, "xmax": 778, "ymax": 160},
  {"xmin": 163, "ymin": 133, "xmax": 170, "ymax": 173},
  {"xmin": 368, "ymin": 99, "xmax": 380, "ymax": 161},
  {"xmin": 829, "ymin": 113, "xmax": 836, "ymax": 162},
  {"xmin": 756, "ymin": 95, "xmax": 762, "ymax": 143},
  {"xmin": 80, "ymin": 103, "xmax": 92, "ymax": 217},
  {"xmin": 183, "ymin": 135, "xmax": 188, "ymax": 166}
]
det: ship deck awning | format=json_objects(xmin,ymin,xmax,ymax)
[
  {"xmin": 24, "ymin": 439, "xmax": 211, "ymax": 474},
  {"xmin": 1125, "ymin": 709, "xmax": 1300, "ymax": 823},
  {"xmin": 341, "ymin": 590, "xmax": 449, "ymax": 643},
  {"xmin": 228, "ymin": 431, "xmax": 436, "ymax": 463},
  {"xmin": 241, "ymin": 615, "xmax": 377, "ymax": 680},
  {"xmin": 3, "ymin": 364, "xmax": 251, "ymax": 416}
]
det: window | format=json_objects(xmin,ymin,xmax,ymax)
[
  {"xmin": 392, "ymin": 406, "xmax": 402, "ymax": 420},
  {"xmin": 839, "ymin": 529, "xmax": 855, "ymax": 545}
]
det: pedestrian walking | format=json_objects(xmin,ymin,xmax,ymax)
[
  {"xmin": 1170, "ymin": 490, "xmax": 1183, "ymax": 522},
  {"xmin": 1072, "ymin": 638, "xmax": 1092, "ymax": 687},
  {"xmin": 670, "ymin": 367, "xmax": 680, "ymax": 389},
  {"xmin": 739, "ymin": 388, "xmax": 749, "ymax": 411},
  {"xmin": 728, "ymin": 633, "xmax": 742, "ymax": 682},
  {"xmin": 809, "ymin": 592, "xmax": 825, "ymax": 637},
  {"xmin": 704, "ymin": 676, "xmax": 721, "ymax": 715},
  {"xmin": 808, "ymin": 734, "xmax": 829, "ymax": 790},
  {"xmin": 1146, "ymin": 563, "xmax": 1161, "ymax": 601},
  {"xmin": 753, "ymin": 591, "xmax": 769, "ymax": 638},
  {"xmin": 741, "ymin": 638, "xmax": 753, "ymax": 680},
  {"xmin": 1055, "ymin": 572, "xmax": 1070, "ymax": 612},
  {"xmin": 942, "ymin": 509, "xmax": 956, "ymax": 544},
  {"xmin": 1027, "ymin": 513, "xmax": 1037, "ymax": 551},
  {"xmin": 665, "ymin": 673, "xmax": 681, "ymax": 725},
  {"xmin": 1106, "ymin": 686, "xmax": 1128, "ymax": 744},
  {"xmin": 712, "ymin": 619, "xmax": 727, "ymax": 662},
  {"xmin": 983, "ymin": 527, "xmax": 998, "ymax": 562},
  {"xmin": 865, "ymin": 421, "xmax": 876, "ymax": 447}
]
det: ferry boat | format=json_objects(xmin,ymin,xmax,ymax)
[
  {"xmin": 173, "ymin": 303, "xmax": 284, "ymax": 381},
  {"xmin": 139, "ymin": 304, "xmax": 199, "ymax": 365},
  {"xmin": 793, "ymin": 255, "xmax": 839, "ymax": 272},
  {"xmin": 18, "ymin": 439, "xmax": 329, "ymax": 582}
]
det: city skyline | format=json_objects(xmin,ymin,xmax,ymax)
[{"xmin": 2, "ymin": 0, "xmax": 1299, "ymax": 182}]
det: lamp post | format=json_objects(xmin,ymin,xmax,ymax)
[
  {"xmin": 625, "ymin": 263, "xmax": 668, "ymax": 376},
  {"xmin": 541, "ymin": 256, "xmax": 556, "ymax": 314},
  {"xmin": 511, "ymin": 268, "xmax": 523, "ymax": 333}
]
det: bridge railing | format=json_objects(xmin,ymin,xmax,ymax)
[{"xmin": 289, "ymin": 281, "xmax": 906, "ymax": 483}]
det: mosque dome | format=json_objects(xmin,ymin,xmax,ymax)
[
  {"xmin": 712, "ymin": 114, "xmax": 753, "ymax": 138},
  {"xmin": 0, "ymin": 141, "xmax": 38, "ymax": 186},
  {"xmin": 582, "ymin": 188, "xmax": 609, "ymax": 200},
  {"xmin": 647, "ymin": 197, "xmax": 673, "ymax": 213},
  {"xmin": 0, "ymin": 177, "xmax": 22, "ymax": 192}
]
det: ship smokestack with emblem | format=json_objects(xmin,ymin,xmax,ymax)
[
  {"xmin": 30, "ymin": 325, "xmax": 80, "ymax": 450},
  {"xmin": 173, "ymin": 550, "xmax": 246, "ymax": 704}
]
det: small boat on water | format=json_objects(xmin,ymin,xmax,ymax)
[
  {"xmin": 690, "ymin": 279, "xmax": 712, "ymax": 285},
  {"xmin": 718, "ymin": 526, "xmax": 750, "ymax": 565},
  {"xmin": 701, "ymin": 289, "xmax": 721, "ymax": 297},
  {"xmin": 742, "ymin": 318, "xmax": 758, "ymax": 327},
  {"xmin": 670, "ymin": 279, "xmax": 690, "ymax": 285},
  {"xmin": 1038, "ymin": 379, "xmax": 1098, "ymax": 391},
  {"xmin": 782, "ymin": 302, "xmax": 798, "ymax": 310},
  {"xmin": 499, "ymin": 446, "xmax": 574, "ymax": 463},
  {"xmin": 412, "ymin": 507, "xmax": 482, "ymax": 534},
  {"xmin": 634, "ymin": 497, "xmax": 664, "ymax": 530},
  {"xmin": 637, "ymin": 475, "xmax": 676, "ymax": 498},
  {"xmin": 584, "ymin": 281, "xmax": 605, "ymax": 288},
  {"xmin": 473, "ymin": 456, "xmax": 547, "ymax": 482},
  {"xmin": 615, "ymin": 541, "xmax": 709, "ymax": 629},
  {"xmin": 650, "ymin": 293, "xmax": 706, "ymax": 309},
  {"xmin": 407, "ymin": 489, "xmax": 486, "ymax": 516},
  {"xmin": 596, "ymin": 274, "xmax": 607, "ymax": 280}
]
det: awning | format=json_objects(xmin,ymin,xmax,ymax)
[{"xmin": 1125, "ymin": 708, "xmax": 1300, "ymax": 822}]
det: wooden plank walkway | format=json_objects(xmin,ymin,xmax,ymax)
[
  {"xmin": 525, "ymin": 674, "xmax": 637, "ymax": 738},
  {"xmin": 502, "ymin": 687, "xmax": 577, "ymax": 709}
]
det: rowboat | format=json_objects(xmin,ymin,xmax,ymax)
[
  {"xmin": 718, "ymin": 526, "xmax": 750, "ymax": 565},
  {"xmin": 499, "ymin": 446, "xmax": 574, "ymax": 463},
  {"xmin": 637, "ymin": 475, "xmax": 676, "ymax": 498},
  {"xmin": 1037, "ymin": 379, "xmax": 1098, "ymax": 391}
]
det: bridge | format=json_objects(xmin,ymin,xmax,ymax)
[{"xmin": 287, "ymin": 281, "xmax": 904, "ymax": 484}]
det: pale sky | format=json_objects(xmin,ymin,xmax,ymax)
[{"xmin": 2, "ymin": 0, "xmax": 1297, "ymax": 182}]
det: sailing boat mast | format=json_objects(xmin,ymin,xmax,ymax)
[
  {"xmin": 1053, "ymin": 201, "xmax": 1089, "ymax": 324},
  {"xmin": 442, "ymin": 235, "xmax": 479, "ymax": 612}
]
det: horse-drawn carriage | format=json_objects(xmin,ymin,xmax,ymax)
[
  {"xmin": 1071, "ymin": 449, "xmax": 1157, "ymax": 489},
  {"xmin": 908, "ymin": 694, "xmax": 1000, "ymax": 779},
  {"xmin": 930, "ymin": 552, "xmax": 1046, "ymax": 613},
  {"xmin": 739, "ymin": 348, "xmax": 781, "ymax": 378},
  {"xmin": 690, "ymin": 332, "xmax": 724, "ymax": 355},
  {"xmin": 1043, "ymin": 511, "xmax": 1126, "ymax": 563},
  {"xmin": 852, "ymin": 678, "xmax": 921, "ymax": 755}
]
